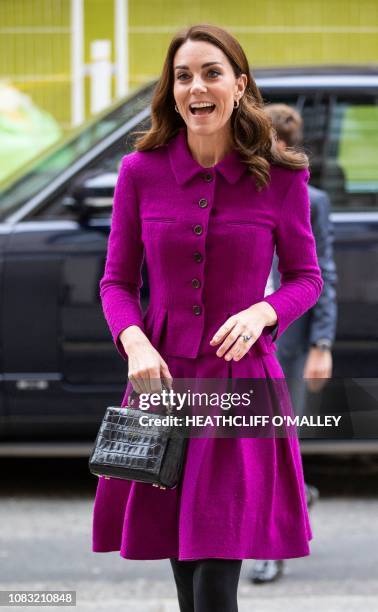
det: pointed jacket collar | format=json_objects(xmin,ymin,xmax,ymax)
[{"xmin": 167, "ymin": 127, "xmax": 247, "ymax": 185}]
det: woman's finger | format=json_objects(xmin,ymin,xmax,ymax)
[
  {"xmin": 160, "ymin": 360, "xmax": 173, "ymax": 391},
  {"xmin": 128, "ymin": 374, "xmax": 145, "ymax": 396},
  {"xmin": 130, "ymin": 365, "xmax": 150, "ymax": 395},
  {"xmin": 210, "ymin": 318, "xmax": 236, "ymax": 345},
  {"xmin": 148, "ymin": 365, "xmax": 165, "ymax": 394},
  {"xmin": 227, "ymin": 333, "xmax": 255, "ymax": 361},
  {"xmin": 216, "ymin": 324, "xmax": 243, "ymax": 358}
]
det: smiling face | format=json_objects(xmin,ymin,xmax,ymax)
[{"xmin": 173, "ymin": 39, "xmax": 247, "ymax": 138}]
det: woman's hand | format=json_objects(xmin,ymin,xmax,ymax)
[
  {"xmin": 209, "ymin": 302, "xmax": 277, "ymax": 361},
  {"xmin": 120, "ymin": 326, "xmax": 173, "ymax": 394}
]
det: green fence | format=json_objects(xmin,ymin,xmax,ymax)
[{"xmin": 1, "ymin": 0, "xmax": 377, "ymax": 130}]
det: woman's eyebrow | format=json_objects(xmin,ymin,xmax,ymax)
[{"xmin": 174, "ymin": 61, "xmax": 224, "ymax": 70}]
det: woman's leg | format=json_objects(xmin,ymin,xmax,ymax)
[
  {"xmin": 169, "ymin": 558, "xmax": 197, "ymax": 612},
  {"xmin": 193, "ymin": 559, "xmax": 243, "ymax": 612}
]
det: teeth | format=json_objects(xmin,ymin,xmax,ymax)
[{"xmin": 190, "ymin": 102, "xmax": 215, "ymax": 109}]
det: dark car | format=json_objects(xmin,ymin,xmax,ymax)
[{"xmin": 0, "ymin": 66, "xmax": 377, "ymax": 456}]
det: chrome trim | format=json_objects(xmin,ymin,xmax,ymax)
[
  {"xmin": 0, "ymin": 440, "xmax": 377, "ymax": 457},
  {"xmin": 300, "ymin": 440, "xmax": 378, "ymax": 454},
  {"xmin": 330, "ymin": 212, "xmax": 378, "ymax": 223}
]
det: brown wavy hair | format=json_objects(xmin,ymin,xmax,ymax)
[{"xmin": 133, "ymin": 23, "xmax": 309, "ymax": 191}]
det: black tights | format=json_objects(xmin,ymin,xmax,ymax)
[{"xmin": 169, "ymin": 557, "xmax": 242, "ymax": 612}]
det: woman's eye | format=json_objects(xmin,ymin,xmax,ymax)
[{"xmin": 176, "ymin": 70, "xmax": 221, "ymax": 81}]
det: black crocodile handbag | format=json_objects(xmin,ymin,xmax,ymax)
[{"xmin": 88, "ymin": 384, "xmax": 188, "ymax": 490}]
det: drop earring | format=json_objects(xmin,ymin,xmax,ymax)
[{"xmin": 233, "ymin": 98, "xmax": 240, "ymax": 109}]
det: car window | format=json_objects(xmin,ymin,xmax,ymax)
[
  {"xmin": 321, "ymin": 94, "xmax": 378, "ymax": 210},
  {"xmin": 33, "ymin": 144, "xmax": 127, "ymax": 221},
  {"xmin": 0, "ymin": 84, "xmax": 154, "ymax": 221},
  {"xmin": 259, "ymin": 89, "xmax": 328, "ymax": 185}
]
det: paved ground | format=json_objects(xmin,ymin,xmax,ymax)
[{"xmin": 0, "ymin": 458, "xmax": 377, "ymax": 611}]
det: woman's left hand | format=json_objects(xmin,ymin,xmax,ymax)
[{"xmin": 209, "ymin": 302, "xmax": 277, "ymax": 361}]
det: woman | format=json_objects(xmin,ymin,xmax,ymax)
[{"xmin": 92, "ymin": 23, "xmax": 323, "ymax": 612}]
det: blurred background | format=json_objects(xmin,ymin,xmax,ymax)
[
  {"xmin": 1, "ymin": 0, "xmax": 378, "ymax": 180},
  {"xmin": 0, "ymin": 2, "xmax": 377, "ymax": 611}
]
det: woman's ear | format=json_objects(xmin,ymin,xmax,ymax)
[{"xmin": 235, "ymin": 74, "xmax": 247, "ymax": 100}]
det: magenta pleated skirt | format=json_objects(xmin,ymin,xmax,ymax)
[{"xmin": 91, "ymin": 335, "xmax": 312, "ymax": 561}]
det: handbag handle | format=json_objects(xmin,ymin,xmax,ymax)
[{"xmin": 128, "ymin": 382, "xmax": 172, "ymax": 415}]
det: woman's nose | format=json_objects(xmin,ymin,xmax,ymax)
[{"xmin": 190, "ymin": 78, "xmax": 207, "ymax": 94}]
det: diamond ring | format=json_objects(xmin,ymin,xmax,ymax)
[{"xmin": 241, "ymin": 334, "xmax": 252, "ymax": 343}]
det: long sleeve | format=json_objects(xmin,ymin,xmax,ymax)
[
  {"xmin": 99, "ymin": 154, "xmax": 145, "ymax": 360},
  {"xmin": 262, "ymin": 167, "xmax": 324, "ymax": 343},
  {"xmin": 306, "ymin": 190, "xmax": 338, "ymax": 345}
]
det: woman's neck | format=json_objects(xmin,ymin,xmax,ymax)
[{"xmin": 186, "ymin": 128, "xmax": 233, "ymax": 168}]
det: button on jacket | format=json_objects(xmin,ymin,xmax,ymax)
[
  {"xmin": 93, "ymin": 127, "xmax": 324, "ymax": 562},
  {"xmin": 99, "ymin": 127, "xmax": 323, "ymax": 362}
]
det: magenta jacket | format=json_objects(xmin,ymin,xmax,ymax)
[{"xmin": 99, "ymin": 127, "xmax": 323, "ymax": 360}]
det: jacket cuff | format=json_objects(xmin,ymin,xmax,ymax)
[
  {"xmin": 261, "ymin": 322, "xmax": 279, "ymax": 342},
  {"xmin": 260, "ymin": 296, "xmax": 285, "ymax": 343}
]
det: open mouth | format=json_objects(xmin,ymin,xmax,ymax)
[{"xmin": 189, "ymin": 104, "xmax": 216, "ymax": 116}]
